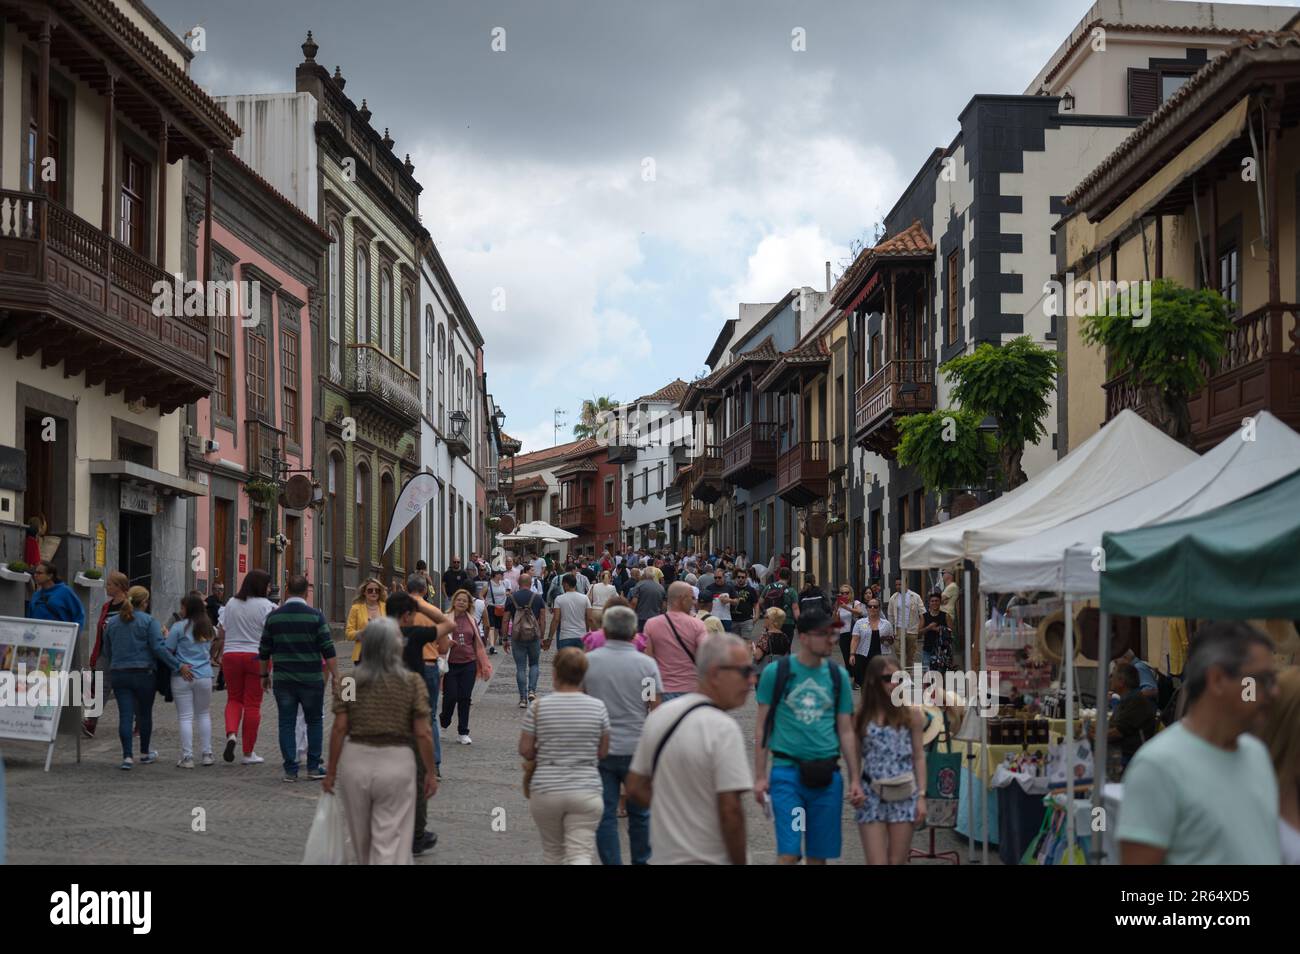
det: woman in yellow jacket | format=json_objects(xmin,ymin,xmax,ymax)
[{"xmin": 347, "ymin": 578, "xmax": 388, "ymax": 663}]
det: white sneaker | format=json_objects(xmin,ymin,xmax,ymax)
[
  {"xmin": 177, "ymin": 756, "xmax": 195, "ymax": 769},
  {"xmin": 458, "ymin": 734, "xmax": 472, "ymax": 745},
  {"xmin": 201, "ymin": 752, "xmax": 215, "ymax": 766},
  {"xmin": 240, "ymin": 752, "xmax": 265, "ymax": 765}
]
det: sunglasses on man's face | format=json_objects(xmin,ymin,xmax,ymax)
[{"xmin": 717, "ymin": 664, "xmax": 758, "ymax": 678}]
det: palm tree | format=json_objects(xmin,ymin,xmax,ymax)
[{"xmin": 573, "ymin": 395, "xmax": 619, "ymax": 440}]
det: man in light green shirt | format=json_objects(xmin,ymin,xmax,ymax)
[{"xmin": 1119, "ymin": 622, "xmax": 1280, "ymax": 865}]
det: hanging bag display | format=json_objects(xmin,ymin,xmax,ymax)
[{"xmin": 924, "ymin": 709, "xmax": 961, "ymax": 827}]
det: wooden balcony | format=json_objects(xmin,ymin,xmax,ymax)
[
  {"xmin": 777, "ymin": 440, "xmax": 830, "ymax": 507},
  {"xmin": 854, "ymin": 358, "xmax": 935, "ymax": 458},
  {"xmin": 690, "ymin": 444, "xmax": 727, "ymax": 502},
  {"xmin": 246, "ymin": 418, "xmax": 286, "ymax": 479},
  {"xmin": 557, "ymin": 503, "xmax": 596, "ymax": 532},
  {"xmin": 0, "ymin": 190, "xmax": 213, "ymax": 413},
  {"xmin": 344, "ymin": 343, "xmax": 421, "ymax": 428},
  {"xmin": 1104, "ymin": 303, "xmax": 1300, "ymax": 451},
  {"xmin": 722, "ymin": 423, "xmax": 780, "ymax": 489}
]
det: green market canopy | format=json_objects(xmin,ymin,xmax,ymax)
[{"xmin": 1100, "ymin": 468, "xmax": 1300, "ymax": 619}]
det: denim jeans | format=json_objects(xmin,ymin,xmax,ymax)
[
  {"xmin": 440, "ymin": 660, "xmax": 476, "ymax": 735},
  {"xmin": 513, "ymin": 639, "xmax": 541, "ymax": 700},
  {"xmin": 111, "ymin": 669, "xmax": 156, "ymax": 759},
  {"xmin": 422, "ymin": 664, "xmax": 443, "ymax": 767},
  {"xmin": 273, "ymin": 681, "xmax": 324, "ymax": 775},
  {"xmin": 597, "ymin": 754, "xmax": 650, "ymax": 865},
  {"xmin": 557, "ymin": 637, "xmax": 583, "ymax": 651}
]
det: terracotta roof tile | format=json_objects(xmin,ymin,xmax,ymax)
[
  {"xmin": 1067, "ymin": 31, "xmax": 1300, "ymax": 211},
  {"xmin": 512, "ymin": 438, "xmax": 585, "ymax": 469},
  {"xmin": 512, "ymin": 475, "xmax": 549, "ymax": 494},
  {"xmin": 634, "ymin": 378, "xmax": 689, "ymax": 405},
  {"xmin": 554, "ymin": 458, "xmax": 598, "ymax": 477},
  {"xmin": 832, "ymin": 221, "xmax": 934, "ymax": 306},
  {"xmin": 756, "ymin": 338, "xmax": 830, "ymax": 392}
]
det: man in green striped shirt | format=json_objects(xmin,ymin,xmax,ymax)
[{"xmin": 259, "ymin": 575, "xmax": 338, "ymax": 782}]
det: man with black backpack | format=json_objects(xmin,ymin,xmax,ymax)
[
  {"xmin": 760, "ymin": 568, "xmax": 798, "ymax": 639},
  {"xmin": 509, "ymin": 572, "xmax": 546, "ymax": 708},
  {"xmin": 753, "ymin": 608, "xmax": 863, "ymax": 864}
]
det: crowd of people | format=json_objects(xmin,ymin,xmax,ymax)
[{"xmin": 32, "ymin": 542, "xmax": 1298, "ymax": 867}]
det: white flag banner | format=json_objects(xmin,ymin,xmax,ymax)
[{"xmin": 382, "ymin": 471, "xmax": 440, "ymax": 556}]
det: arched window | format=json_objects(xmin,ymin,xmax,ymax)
[
  {"xmin": 355, "ymin": 247, "xmax": 369, "ymax": 344},
  {"xmin": 380, "ymin": 271, "xmax": 392, "ymax": 354},
  {"xmin": 456, "ymin": 356, "xmax": 464, "ymax": 413},
  {"xmin": 327, "ymin": 224, "xmax": 340, "ymax": 378},
  {"xmin": 437, "ymin": 325, "xmax": 446, "ymax": 428}
]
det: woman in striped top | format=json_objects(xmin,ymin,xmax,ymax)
[{"xmin": 519, "ymin": 648, "xmax": 610, "ymax": 864}]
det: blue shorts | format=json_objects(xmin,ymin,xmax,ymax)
[{"xmin": 769, "ymin": 763, "xmax": 843, "ymax": 860}]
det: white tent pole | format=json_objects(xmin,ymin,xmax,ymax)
[
  {"xmin": 964, "ymin": 564, "xmax": 976, "ymax": 864},
  {"xmin": 1064, "ymin": 596, "xmax": 1076, "ymax": 861},
  {"xmin": 981, "ymin": 597, "xmax": 989, "ymax": 866},
  {"xmin": 1092, "ymin": 609, "xmax": 1111, "ymax": 864}
]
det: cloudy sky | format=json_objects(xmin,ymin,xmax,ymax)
[{"xmin": 149, "ymin": 0, "xmax": 1282, "ymax": 454}]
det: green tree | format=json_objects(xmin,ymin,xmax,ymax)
[
  {"xmin": 1079, "ymin": 278, "xmax": 1232, "ymax": 446},
  {"xmin": 895, "ymin": 408, "xmax": 994, "ymax": 494},
  {"xmin": 573, "ymin": 395, "xmax": 619, "ymax": 440},
  {"xmin": 944, "ymin": 335, "xmax": 1060, "ymax": 489}
]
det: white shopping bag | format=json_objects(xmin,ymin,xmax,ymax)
[
  {"xmin": 471, "ymin": 671, "xmax": 493, "ymax": 705},
  {"xmin": 302, "ymin": 791, "xmax": 347, "ymax": 865}
]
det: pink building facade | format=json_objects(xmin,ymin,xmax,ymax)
[{"xmin": 184, "ymin": 153, "xmax": 331, "ymax": 597}]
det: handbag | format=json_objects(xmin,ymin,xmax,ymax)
[
  {"xmin": 924, "ymin": 709, "xmax": 962, "ymax": 827},
  {"xmin": 870, "ymin": 773, "xmax": 918, "ymax": 802}
]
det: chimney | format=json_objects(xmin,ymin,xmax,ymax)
[{"xmin": 825, "ymin": 261, "xmax": 832, "ymax": 293}]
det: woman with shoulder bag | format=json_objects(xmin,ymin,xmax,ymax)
[{"xmin": 855, "ymin": 655, "xmax": 926, "ymax": 865}]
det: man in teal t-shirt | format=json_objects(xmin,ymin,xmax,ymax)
[
  {"xmin": 1118, "ymin": 621, "xmax": 1281, "ymax": 865},
  {"xmin": 753, "ymin": 608, "xmax": 861, "ymax": 864}
]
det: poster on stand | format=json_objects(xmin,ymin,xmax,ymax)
[{"xmin": 0, "ymin": 614, "xmax": 84, "ymax": 744}]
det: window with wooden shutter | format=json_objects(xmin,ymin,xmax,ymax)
[
  {"xmin": 281, "ymin": 329, "xmax": 300, "ymax": 443},
  {"xmin": 1127, "ymin": 68, "xmax": 1159, "ymax": 117},
  {"xmin": 213, "ymin": 296, "xmax": 232, "ymax": 418},
  {"xmin": 246, "ymin": 329, "xmax": 267, "ymax": 417}
]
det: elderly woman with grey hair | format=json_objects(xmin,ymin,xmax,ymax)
[{"xmin": 323, "ymin": 618, "xmax": 436, "ymax": 864}]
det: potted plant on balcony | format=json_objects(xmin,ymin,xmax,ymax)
[
  {"xmin": 0, "ymin": 559, "xmax": 32, "ymax": 583},
  {"xmin": 486, "ymin": 515, "xmax": 501, "ymax": 532},
  {"xmin": 74, "ymin": 567, "xmax": 105, "ymax": 588},
  {"xmin": 1080, "ymin": 279, "xmax": 1232, "ymax": 446},
  {"xmin": 245, "ymin": 478, "xmax": 280, "ymax": 508},
  {"xmin": 806, "ymin": 510, "xmax": 829, "ymax": 538}
]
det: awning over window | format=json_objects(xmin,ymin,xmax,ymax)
[
  {"xmin": 88, "ymin": 460, "xmax": 206, "ymax": 498},
  {"xmin": 1093, "ymin": 95, "xmax": 1249, "ymax": 250}
]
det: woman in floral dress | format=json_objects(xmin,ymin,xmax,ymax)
[{"xmin": 855, "ymin": 655, "xmax": 927, "ymax": 864}]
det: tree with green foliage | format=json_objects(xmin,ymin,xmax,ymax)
[
  {"xmin": 943, "ymin": 335, "xmax": 1060, "ymax": 489},
  {"xmin": 896, "ymin": 408, "xmax": 995, "ymax": 494},
  {"xmin": 574, "ymin": 395, "xmax": 619, "ymax": 440},
  {"xmin": 1079, "ymin": 278, "xmax": 1232, "ymax": 446}
]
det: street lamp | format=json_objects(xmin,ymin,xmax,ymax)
[
  {"xmin": 493, "ymin": 407, "xmax": 506, "ymax": 430},
  {"xmin": 450, "ymin": 409, "xmax": 468, "ymax": 439}
]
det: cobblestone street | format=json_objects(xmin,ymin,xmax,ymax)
[{"xmin": 4, "ymin": 645, "xmax": 981, "ymax": 865}]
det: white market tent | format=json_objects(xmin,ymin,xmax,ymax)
[
  {"xmin": 505, "ymin": 521, "xmax": 577, "ymax": 542},
  {"xmin": 974, "ymin": 410, "xmax": 1300, "ymax": 864},
  {"xmin": 897, "ymin": 409, "xmax": 1196, "ymax": 866},
  {"xmin": 899, "ymin": 410, "xmax": 1197, "ymax": 571},
  {"xmin": 979, "ymin": 410, "xmax": 1300, "ymax": 596}
]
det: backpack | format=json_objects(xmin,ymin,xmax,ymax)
[
  {"xmin": 511, "ymin": 592, "xmax": 540, "ymax": 643},
  {"xmin": 761, "ymin": 655, "xmax": 843, "ymax": 748},
  {"xmin": 761, "ymin": 583, "xmax": 788, "ymax": 615}
]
